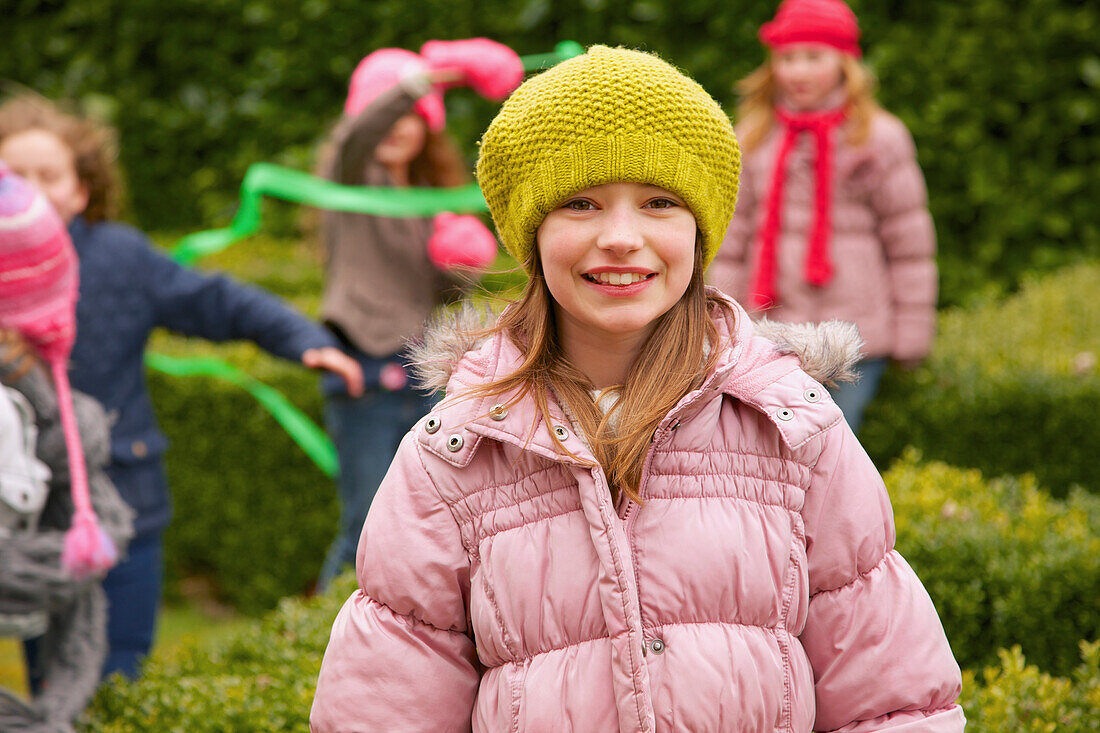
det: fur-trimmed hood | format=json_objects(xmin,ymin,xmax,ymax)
[{"xmin": 408, "ymin": 294, "xmax": 863, "ymax": 398}]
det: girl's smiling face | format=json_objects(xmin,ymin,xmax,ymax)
[
  {"xmin": 0, "ymin": 128, "xmax": 88, "ymax": 223},
  {"xmin": 771, "ymin": 44, "xmax": 846, "ymax": 110},
  {"xmin": 537, "ymin": 181, "xmax": 697, "ymax": 356}
]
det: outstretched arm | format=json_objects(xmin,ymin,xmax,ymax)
[
  {"xmin": 331, "ymin": 68, "xmax": 460, "ymax": 186},
  {"xmin": 143, "ymin": 242, "xmax": 362, "ymax": 394}
]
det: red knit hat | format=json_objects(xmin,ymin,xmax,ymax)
[
  {"xmin": 759, "ymin": 0, "xmax": 862, "ymax": 58},
  {"xmin": 0, "ymin": 163, "xmax": 117, "ymax": 579}
]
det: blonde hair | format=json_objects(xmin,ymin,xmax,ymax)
[
  {"xmin": 735, "ymin": 54, "xmax": 881, "ymax": 151},
  {"xmin": 0, "ymin": 329, "xmax": 42, "ymax": 383},
  {"xmin": 0, "ymin": 95, "xmax": 122, "ymax": 223},
  {"xmin": 466, "ymin": 240, "xmax": 732, "ymax": 504}
]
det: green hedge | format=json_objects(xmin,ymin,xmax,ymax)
[
  {"xmin": 146, "ymin": 235, "xmax": 335, "ymax": 615},
  {"xmin": 888, "ymin": 452, "xmax": 1100, "ymax": 675},
  {"xmin": 4, "ymin": 0, "xmax": 1098, "ymax": 306},
  {"xmin": 81, "ymin": 574, "xmax": 1100, "ymax": 731},
  {"xmin": 959, "ymin": 644, "xmax": 1100, "ymax": 733},
  {"xmin": 82, "ymin": 574, "xmax": 358, "ymax": 732},
  {"xmin": 862, "ymin": 262, "xmax": 1100, "ymax": 496}
]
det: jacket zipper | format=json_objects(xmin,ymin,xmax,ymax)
[{"xmin": 624, "ymin": 419, "xmax": 678, "ymax": 650}]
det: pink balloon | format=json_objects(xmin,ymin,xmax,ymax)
[
  {"xmin": 428, "ymin": 213, "xmax": 498, "ymax": 271},
  {"xmin": 420, "ymin": 39, "xmax": 524, "ymax": 101}
]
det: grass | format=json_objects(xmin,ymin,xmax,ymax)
[{"xmin": 0, "ymin": 594, "xmax": 252, "ymax": 702}]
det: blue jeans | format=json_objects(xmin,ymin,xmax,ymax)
[
  {"xmin": 318, "ymin": 386, "xmax": 434, "ymax": 590},
  {"xmin": 828, "ymin": 357, "xmax": 888, "ymax": 435},
  {"xmin": 101, "ymin": 531, "xmax": 163, "ymax": 679}
]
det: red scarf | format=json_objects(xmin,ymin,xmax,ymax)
[{"xmin": 749, "ymin": 106, "xmax": 846, "ymax": 310}]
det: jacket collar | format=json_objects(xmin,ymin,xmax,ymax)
[{"xmin": 411, "ymin": 291, "xmax": 862, "ymax": 464}]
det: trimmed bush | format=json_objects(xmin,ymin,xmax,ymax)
[
  {"xmin": 81, "ymin": 574, "xmax": 357, "ymax": 731},
  {"xmin": 887, "ymin": 451, "xmax": 1100, "ymax": 675},
  {"xmin": 81, "ymin": 574, "xmax": 1100, "ymax": 731},
  {"xmin": 3, "ymin": 0, "xmax": 1098, "ymax": 305},
  {"xmin": 150, "ymin": 338, "xmax": 335, "ymax": 615},
  {"xmin": 145, "ymin": 234, "xmax": 336, "ymax": 614},
  {"xmin": 959, "ymin": 643, "xmax": 1100, "ymax": 733},
  {"xmin": 863, "ymin": 262, "xmax": 1100, "ymax": 496}
]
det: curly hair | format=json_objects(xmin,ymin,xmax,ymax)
[{"xmin": 0, "ymin": 95, "xmax": 122, "ymax": 223}]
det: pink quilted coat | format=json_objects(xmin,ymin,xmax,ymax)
[
  {"xmin": 310, "ymin": 297, "xmax": 964, "ymax": 732},
  {"xmin": 709, "ymin": 109, "xmax": 937, "ymax": 362}
]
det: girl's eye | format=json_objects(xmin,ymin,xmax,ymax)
[
  {"xmin": 646, "ymin": 198, "xmax": 678, "ymax": 209},
  {"xmin": 564, "ymin": 199, "xmax": 595, "ymax": 211}
]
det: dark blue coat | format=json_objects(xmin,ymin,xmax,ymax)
[{"xmin": 68, "ymin": 216, "xmax": 337, "ymax": 538}]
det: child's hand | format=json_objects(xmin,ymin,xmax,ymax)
[{"xmin": 302, "ymin": 348, "xmax": 365, "ymax": 397}]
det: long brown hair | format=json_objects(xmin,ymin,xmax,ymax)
[
  {"xmin": 306, "ymin": 116, "xmax": 470, "ymax": 241},
  {"xmin": 467, "ymin": 240, "xmax": 733, "ymax": 504},
  {"xmin": 313, "ymin": 119, "xmax": 469, "ymax": 188},
  {"xmin": 0, "ymin": 94, "xmax": 122, "ymax": 223},
  {"xmin": 735, "ymin": 53, "xmax": 881, "ymax": 152}
]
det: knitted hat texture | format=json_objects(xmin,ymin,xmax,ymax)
[
  {"xmin": 0, "ymin": 163, "xmax": 117, "ymax": 579},
  {"xmin": 476, "ymin": 45, "xmax": 740, "ymax": 271},
  {"xmin": 759, "ymin": 0, "xmax": 862, "ymax": 57},
  {"xmin": 0, "ymin": 164, "xmax": 78, "ymax": 362}
]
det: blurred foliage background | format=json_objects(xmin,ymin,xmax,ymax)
[
  {"xmin": 2, "ymin": 1, "xmax": 1099, "ymax": 726},
  {"xmin": 2, "ymin": 0, "xmax": 1098, "ymax": 307}
]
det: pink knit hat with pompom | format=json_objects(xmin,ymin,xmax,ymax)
[{"xmin": 0, "ymin": 163, "xmax": 117, "ymax": 578}]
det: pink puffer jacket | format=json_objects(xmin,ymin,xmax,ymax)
[
  {"xmin": 310, "ymin": 297, "xmax": 964, "ymax": 732},
  {"xmin": 709, "ymin": 110, "xmax": 937, "ymax": 362}
]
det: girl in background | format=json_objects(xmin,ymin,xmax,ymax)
[
  {"xmin": 311, "ymin": 45, "xmax": 962, "ymax": 732},
  {"xmin": 0, "ymin": 96, "xmax": 363, "ymax": 679},
  {"xmin": 709, "ymin": 0, "xmax": 937, "ymax": 433},
  {"xmin": 314, "ymin": 40, "xmax": 516, "ymax": 589}
]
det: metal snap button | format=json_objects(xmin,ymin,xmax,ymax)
[
  {"xmin": 489, "ymin": 403, "xmax": 508, "ymax": 421},
  {"xmin": 446, "ymin": 434, "xmax": 464, "ymax": 452},
  {"xmin": 132, "ymin": 440, "xmax": 148, "ymax": 458},
  {"xmin": 425, "ymin": 416, "xmax": 441, "ymax": 434},
  {"xmin": 649, "ymin": 639, "xmax": 666, "ymax": 654},
  {"xmin": 553, "ymin": 425, "xmax": 569, "ymax": 440},
  {"xmin": 776, "ymin": 408, "xmax": 794, "ymax": 421},
  {"xmin": 804, "ymin": 388, "xmax": 821, "ymax": 403}
]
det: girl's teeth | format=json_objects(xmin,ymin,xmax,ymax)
[{"xmin": 594, "ymin": 272, "xmax": 645, "ymax": 285}]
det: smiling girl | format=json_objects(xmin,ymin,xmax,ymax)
[{"xmin": 311, "ymin": 45, "xmax": 963, "ymax": 732}]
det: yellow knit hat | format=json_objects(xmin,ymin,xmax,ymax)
[{"xmin": 477, "ymin": 45, "xmax": 740, "ymax": 271}]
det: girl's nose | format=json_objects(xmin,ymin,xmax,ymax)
[{"xmin": 595, "ymin": 205, "xmax": 644, "ymax": 256}]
